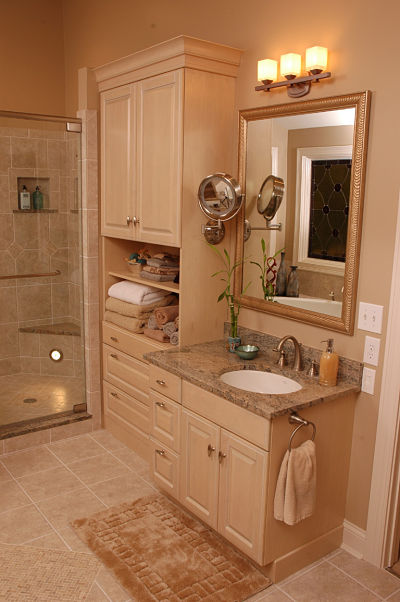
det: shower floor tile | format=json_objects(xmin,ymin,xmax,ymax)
[{"xmin": 0, "ymin": 373, "xmax": 85, "ymax": 426}]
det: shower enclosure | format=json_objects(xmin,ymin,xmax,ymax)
[{"xmin": 0, "ymin": 111, "xmax": 86, "ymax": 436}]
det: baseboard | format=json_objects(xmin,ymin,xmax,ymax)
[
  {"xmin": 341, "ymin": 519, "xmax": 366, "ymax": 559},
  {"xmin": 261, "ymin": 525, "xmax": 343, "ymax": 583}
]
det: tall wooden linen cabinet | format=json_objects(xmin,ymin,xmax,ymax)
[{"xmin": 96, "ymin": 36, "xmax": 243, "ymax": 458}]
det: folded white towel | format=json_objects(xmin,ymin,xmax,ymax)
[
  {"xmin": 108, "ymin": 280, "xmax": 170, "ymax": 306},
  {"xmin": 273, "ymin": 439, "xmax": 316, "ymax": 526}
]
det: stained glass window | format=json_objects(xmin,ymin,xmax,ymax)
[{"xmin": 308, "ymin": 159, "xmax": 352, "ymax": 262}]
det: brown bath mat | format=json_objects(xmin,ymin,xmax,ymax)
[
  {"xmin": 0, "ymin": 544, "xmax": 99, "ymax": 601},
  {"xmin": 72, "ymin": 493, "xmax": 271, "ymax": 601}
]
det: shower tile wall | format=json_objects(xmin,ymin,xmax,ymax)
[{"xmin": 0, "ymin": 125, "xmax": 82, "ymax": 379}]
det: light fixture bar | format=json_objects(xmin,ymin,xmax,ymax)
[{"xmin": 255, "ymin": 71, "xmax": 331, "ymax": 93}]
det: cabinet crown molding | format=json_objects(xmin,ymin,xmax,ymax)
[{"xmin": 94, "ymin": 35, "xmax": 243, "ymax": 91}]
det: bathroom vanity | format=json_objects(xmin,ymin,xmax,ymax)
[{"xmin": 145, "ymin": 337, "xmax": 361, "ymax": 581}]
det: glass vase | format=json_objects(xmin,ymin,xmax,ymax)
[
  {"xmin": 275, "ymin": 251, "xmax": 287, "ymax": 296},
  {"xmin": 287, "ymin": 265, "xmax": 299, "ymax": 297}
]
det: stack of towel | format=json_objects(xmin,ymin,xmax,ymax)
[
  {"xmin": 144, "ymin": 305, "xmax": 180, "ymax": 345},
  {"xmin": 105, "ymin": 280, "xmax": 177, "ymax": 334},
  {"xmin": 141, "ymin": 253, "xmax": 179, "ymax": 283}
]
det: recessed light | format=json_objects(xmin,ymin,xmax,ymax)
[{"xmin": 49, "ymin": 348, "xmax": 63, "ymax": 362}]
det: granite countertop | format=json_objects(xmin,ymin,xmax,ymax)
[{"xmin": 145, "ymin": 339, "xmax": 362, "ymax": 420}]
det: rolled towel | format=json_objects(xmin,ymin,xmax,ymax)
[
  {"xmin": 147, "ymin": 314, "xmax": 158, "ymax": 330},
  {"xmin": 108, "ymin": 280, "xmax": 170, "ymax": 305},
  {"xmin": 170, "ymin": 331, "xmax": 179, "ymax": 346},
  {"xmin": 143, "ymin": 327, "xmax": 170, "ymax": 342},
  {"xmin": 163, "ymin": 321, "xmax": 177, "ymax": 337},
  {"xmin": 155, "ymin": 305, "xmax": 179, "ymax": 327},
  {"xmin": 174, "ymin": 315, "xmax": 179, "ymax": 329},
  {"xmin": 104, "ymin": 311, "xmax": 146, "ymax": 334},
  {"xmin": 105, "ymin": 294, "xmax": 176, "ymax": 317}
]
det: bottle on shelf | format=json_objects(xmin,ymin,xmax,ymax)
[
  {"xmin": 32, "ymin": 186, "xmax": 43, "ymax": 210},
  {"xmin": 19, "ymin": 185, "xmax": 31, "ymax": 210}
]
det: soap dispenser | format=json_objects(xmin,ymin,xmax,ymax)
[
  {"xmin": 319, "ymin": 338, "xmax": 339, "ymax": 386},
  {"xmin": 32, "ymin": 186, "xmax": 43, "ymax": 210}
]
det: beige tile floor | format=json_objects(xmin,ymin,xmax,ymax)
[
  {"xmin": 0, "ymin": 428, "xmax": 399, "ymax": 601},
  {"xmin": 0, "ymin": 373, "xmax": 84, "ymax": 426}
]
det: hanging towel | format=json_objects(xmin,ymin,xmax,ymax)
[
  {"xmin": 154, "ymin": 305, "xmax": 180, "ymax": 327},
  {"xmin": 105, "ymin": 294, "xmax": 176, "ymax": 318},
  {"xmin": 273, "ymin": 439, "xmax": 316, "ymax": 525},
  {"xmin": 108, "ymin": 280, "xmax": 170, "ymax": 305}
]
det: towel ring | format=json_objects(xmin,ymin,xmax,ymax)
[{"xmin": 288, "ymin": 412, "xmax": 316, "ymax": 452}]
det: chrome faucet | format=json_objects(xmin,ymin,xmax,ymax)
[{"xmin": 273, "ymin": 335, "xmax": 302, "ymax": 371}]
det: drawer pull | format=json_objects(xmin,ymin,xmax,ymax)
[
  {"xmin": 110, "ymin": 336, "xmax": 118, "ymax": 342},
  {"xmin": 155, "ymin": 401, "xmax": 165, "ymax": 408},
  {"xmin": 156, "ymin": 379, "xmax": 166, "ymax": 386},
  {"xmin": 110, "ymin": 353, "xmax": 118, "ymax": 359},
  {"xmin": 207, "ymin": 444, "xmax": 216, "ymax": 457},
  {"xmin": 156, "ymin": 449, "xmax": 166, "ymax": 456},
  {"xmin": 110, "ymin": 392, "xmax": 119, "ymax": 398},
  {"xmin": 218, "ymin": 451, "xmax": 227, "ymax": 463}
]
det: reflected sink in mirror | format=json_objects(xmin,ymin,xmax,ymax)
[{"xmin": 220, "ymin": 370, "xmax": 302, "ymax": 394}]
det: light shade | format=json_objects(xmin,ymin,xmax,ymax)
[
  {"xmin": 305, "ymin": 46, "xmax": 328, "ymax": 73},
  {"xmin": 280, "ymin": 53, "xmax": 302, "ymax": 78},
  {"xmin": 257, "ymin": 59, "xmax": 278, "ymax": 83}
]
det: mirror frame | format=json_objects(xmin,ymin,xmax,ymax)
[{"xmin": 234, "ymin": 91, "xmax": 371, "ymax": 335}]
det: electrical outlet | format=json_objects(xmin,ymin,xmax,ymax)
[
  {"xmin": 358, "ymin": 302, "xmax": 384, "ymax": 334},
  {"xmin": 362, "ymin": 367, "xmax": 376, "ymax": 395},
  {"xmin": 363, "ymin": 336, "xmax": 381, "ymax": 366}
]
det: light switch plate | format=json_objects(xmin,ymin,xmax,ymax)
[
  {"xmin": 363, "ymin": 336, "xmax": 381, "ymax": 366},
  {"xmin": 358, "ymin": 302, "xmax": 384, "ymax": 334},
  {"xmin": 362, "ymin": 366, "xmax": 376, "ymax": 395}
]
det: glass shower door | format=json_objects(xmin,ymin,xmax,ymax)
[{"xmin": 0, "ymin": 113, "xmax": 85, "ymax": 433}]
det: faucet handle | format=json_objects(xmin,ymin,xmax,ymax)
[{"xmin": 273, "ymin": 348, "xmax": 287, "ymax": 368}]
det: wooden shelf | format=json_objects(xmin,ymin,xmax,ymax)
[
  {"xmin": 108, "ymin": 270, "xmax": 180, "ymax": 294},
  {"xmin": 13, "ymin": 209, "xmax": 58, "ymax": 213}
]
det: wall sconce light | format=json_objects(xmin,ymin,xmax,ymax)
[{"xmin": 256, "ymin": 46, "xmax": 331, "ymax": 98}]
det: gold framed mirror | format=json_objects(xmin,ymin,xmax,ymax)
[{"xmin": 234, "ymin": 91, "xmax": 371, "ymax": 334}]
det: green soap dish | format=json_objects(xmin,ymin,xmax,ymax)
[{"xmin": 235, "ymin": 344, "xmax": 259, "ymax": 360}]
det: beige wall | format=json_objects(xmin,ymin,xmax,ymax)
[
  {"xmin": 0, "ymin": 0, "xmax": 65, "ymax": 115},
  {"xmin": 3, "ymin": 0, "xmax": 400, "ymax": 531}
]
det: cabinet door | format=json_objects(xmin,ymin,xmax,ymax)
[
  {"xmin": 218, "ymin": 430, "xmax": 268, "ymax": 564},
  {"xmin": 101, "ymin": 85, "xmax": 136, "ymax": 238},
  {"xmin": 136, "ymin": 70, "xmax": 183, "ymax": 246},
  {"xmin": 180, "ymin": 409, "xmax": 219, "ymax": 528}
]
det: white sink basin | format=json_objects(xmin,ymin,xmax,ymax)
[{"xmin": 220, "ymin": 370, "xmax": 302, "ymax": 394}]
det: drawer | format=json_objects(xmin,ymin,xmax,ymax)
[
  {"xmin": 150, "ymin": 438, "xmax": 179, "ymax": 498},
  {"xmin": 103, "ymin": 343, "xmax": 149, "ymax": 404},
  {"xmin": 103, "ymin": 381, "xmax": 150, "ymax": 435},
  {"xmin": 182, "ymin": 381, "xmax": 271, "ymax": 451},
  {"xmin": 102, "ymin": 321, "xmax": 167, "ymax": 361},
  {"xmin": 149, "ymin": 365, "xmax": 181, "ymax": 402},
  {"xmin": 150, "ymin": 391, "xmax": 181, "ymax": 453}
]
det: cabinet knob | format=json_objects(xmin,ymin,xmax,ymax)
[
  {"xmin": 218, "ymin": 451, "xmax": 227, "ymax": 463},
  {"xmin": 155, "ymin": 401, "xmax": 165, "ymax": 408},
  {"xmin": 156, "ymin": 449, "xmax": 166, "ymax": 456},
  {"xmin": 126, "ymin": 216, "xmax": 132, "ymax": 225},
  {"xmin": 156, "ymin": 379, "xmax": 166, "ymax": 386},
  {"xmin": 110, "ymin": 353, "xmax": 118, "ymax": 359},
  {"xmin": 110, "ymin": 392, "xmax": 118, "ymax": 398},
  {"xmin": 207, "ymin": 444, "xmax": 216, "ymax": 457},
  {"xmin": 132, "ymin": 216, "xmax": 140, "ymax": 225},
  {"xmin": 110, "ymin": 336, "xmax": 118, "ymax": 342}
]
